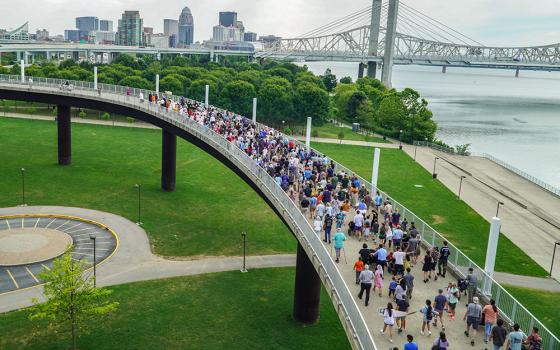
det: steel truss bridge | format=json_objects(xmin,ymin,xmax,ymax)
[{"xmin": 255, "ymin": 0, "xmax": 560, "ymax": 85}]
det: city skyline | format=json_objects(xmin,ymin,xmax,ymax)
[{"xmin": 2, "ymin": 0, "xmax": 560, "ymax": 46}]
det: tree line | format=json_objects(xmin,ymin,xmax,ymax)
[{"xmin": 0, "ymin": 54, "xmax": 437, "ymax": 141}]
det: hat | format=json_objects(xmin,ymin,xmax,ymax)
[{"xmin": 473, "ymin": 297, "xmax": 479, "ymax": 304}]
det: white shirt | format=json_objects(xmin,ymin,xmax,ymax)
[
  {"xmin": 354, "ymin": 213, "xmax": 364, "ymax": 227},
  {"xmin": 394, "ymin": 251, "xmax": 406, "ymax": 265}
]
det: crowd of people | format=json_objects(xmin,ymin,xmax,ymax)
[{"xmin": 140, "ymin": 93, "xmax": 543, "ymax": 350}]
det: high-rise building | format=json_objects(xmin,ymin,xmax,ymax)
[
  {"xmin": 76, "ymin": 16, "xmax": 99, "ymax": 31},
  {"xmin": 178, "ymin": 6, "xmax": 194, "ymax": 46},
  {"xmin": 212, "ymin": 25, "xmax": 243, "ymax": 42},
  {"xmin": 244, "ymin": 32, "xmax": 257, "ymax": 42},
  {"xmin": 64, "ymin": 29, "xmax": 80, "ymax": 42},
  {"xmin": 219, "ymin": 12, "xmax": 237, "ymax": 27},
  {"xmin": 36, "ymin": 29, "xmax": 49, "ymax": 41},
  {"xmin": 100, "ymin": 20, "xmax": 113, "ymax": 32},
  {"xmin": 146, "ymin": 33, "xmax": 169, "ymax": 48},
  {"xmin": 117, "ymin": 10, "xmax": 144, "ymax": 46},
  {"xmin": 91, "ymin": 31, "xmax": 116, "ymax": 44},
  {"xmin": 144, "ymin": 27, "xmax": 154, "ymax": 35},
  {"xmin": 164, "ymin": 19, "xmax": 179, "ymax": 48}
]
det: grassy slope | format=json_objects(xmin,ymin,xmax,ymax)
[
  {"xmin": 0, "ymin": 268, "xmax": 351, "ymax": 350},
  {"xmin": 503, "ymin": 285, "xmax": 560, "ymax": 335},
  {"xmin": 311, "ymin": 142, "xmax": 547, "ymax": 277},
  {"xmin": 312, "ymin": 123, "xmax": 388, "ymax": 143},
  {"xmin": 0, "ymin": 117, "xmax": 295, "ymax": 257}
]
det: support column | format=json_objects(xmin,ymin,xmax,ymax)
[
  {"xmin": 442, "ymin": 66, "xmax": 447, "ymax": 74},
  {"xmin": 305, "ymin": 117, "xmax": 312, "ymax": 151},
  {"xmin": 57, "ymin": 105, "xmax": 71, "ymax": 165},
  {"xmin": 161, "ymin": 130, "xmax": 177, "ymax": 192},
  {"xmin": 358, "ymin": 63, "xmax": 365, "ymax": 78},
  {"xmin": 515, "ymin": 67, "xmax": 520, "ymax": 78},
  {"xmin": 293, "ymin": 243, "xmax": 321, "ymax": 324},
  {"xmin": 94, "ymin": 66, "xmax": 98, "ymax": 90},
  {"xmin": 20, "ymin": 60, "xmax": 25, "ymax": 82},
  {"xmin": 367, "ymin": 0, "xmax": 383, "ymax": 78},
  {"xmin": 381, "ymin": 0, "xmax": 399, "ymax": 88},
  {"xmin": 252, "ymin": 97, "xmax": 257, "ymax": 124},
  {"xmin": 205, "ymin": 84, "xmax": 209, "ymax": 107},
  {"xmin": 483, "ymin": 217, "xmax": 501, "ymax": 295},
  {"xmin": 371, "ymin": 147, "xmax": 380, "ymax": 194},
  {"xmin": 155, "ymin": 74, "xmax": 160, "ymax": 95}
]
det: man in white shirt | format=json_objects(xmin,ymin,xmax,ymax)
[
  {"xmin": 393, "ymin": 246, "xmax": 407, "ymax": 276},
  {"xmin": 354, "ymin": 211, "xmax": 364, "ymax": 240}
]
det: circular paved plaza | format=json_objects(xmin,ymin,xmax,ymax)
[{"xmin": 0, "ymin": 215, "xmax": 118, "ymax": 294}]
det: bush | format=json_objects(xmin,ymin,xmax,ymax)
[
  {"xmin": 455, "ymin": 143, "xmax": 471, "ymax": 156},
  {"xmin": 283, "ymin": 127, "xmax": 292, "ymax": 135},
  {"xmin": 26, "ymin": 107, "xmax": 37, "ymax": 115},
  {"xmin": 126, "ymin": 117, "xmax": 135, "ymax": 123},
  {"xmin": 311, "ymin": 130, "xmax": 319, "ymax": 137},
  {"xmin": 101, "ymin": 112, "xmax": 111, "ymax": 121},
  {"xmin": 78, "ymin": 110, "xmax": 87, "ymax": 119}
]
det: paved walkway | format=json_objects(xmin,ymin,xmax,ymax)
[
  {"xmin": 292, "ymin": 135, "xmax": 398, "ymax": 148},
  {"xmin": 403, "ymin": 145, "xmax": 560, "ymax": 281}
]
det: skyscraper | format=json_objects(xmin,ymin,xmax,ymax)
[
  {"xmin": 219, "ymin": 12, "xmax": 237, "ymax": 27},
  {"xmin": 117, "ymin": 11, "xmax": 144, "ymax": 46},
  {"xmin": 178, "ymin": 6, "xmax": 194, "ymax": 46},
  {"xmin": 164, "ymin": 19, "xmax": 179, "ymax": 48},
  {"xmin": 100, "ymin": 20, "xmax": 113, "ymax": 32},
  {"xmin": 76, "ymin": 16, "xmax": 99, "ymax": 31}
]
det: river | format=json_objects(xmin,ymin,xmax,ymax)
[{"xmin": 302, "ymin": 62, "xmax": 560, "ymax": 188}]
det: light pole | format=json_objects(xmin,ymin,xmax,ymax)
[
  {"xmin": 89, "ymin": 234, "xmax": 97, "ymax": 288},
  {"xmin": 496, "ymin": 201, "xmax": 504, "ymax": 217},
  {"xmin": 550, "ymin": 242, "xmax": 560, "ymax": 277},
  {"xmin": 241, "ymin": 232, "xmax": 248, "ymax": 273},
  {"xmin": 134, "ymin": 184, "xmax": 142, "ymax": 225},
  {"xmin": 20, "ymin": 168, "xmax": 26, "ymax": 206},
  {"xmin": 458, "ymin": 175, "xmax": 466, "ymax": 199},
  {"xmin": 399, "ymin": 129, "xmax": 403, "ymax": 150},
  {"xmin": 432, "ymin": 157, "xmax": 439, "ymax": 179}
]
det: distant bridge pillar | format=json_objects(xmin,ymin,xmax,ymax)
[
  {"xmin": 515, "ymin": 67, "xmax": 520, "ymax": 78},
  {"xmin": 442, "ymin": 66, "xmax": 447, "ymax": 74},
  {"xmin": 161, "ymin": 130, "xmax": 177, "ymax": 192},
  {"xmin": 293, "ymin": 243, "xmax": 321, "ymax": 324},
  {"xmin": 367, "ymin": 0, "xmax": 383, "ymax": 78},
  {"xmin": 57, "ymin": 105, "xmax": 71, "ymax": 166},
  {"xmin": 358, "ymin": 63, "xmax": 366, "ymax": 78},
  {"xmin": 381, "ymin": 0, "xmax": 399, "ymax": 87},
  {"xmin": 24, "ymin": 51, "xmax": 29, "ymax": 65},
  {"xmin": 94, "ymin": 66, "xmax": 98, "ymax": 90},
  {"xmin": 20, "ymin": 60, "xmax": 24, "ymax": 82}
]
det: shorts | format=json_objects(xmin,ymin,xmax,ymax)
[
  {"xmin": 467, "ymin": 316, "xmax": 480, "ymax": 330},
  {"xmin": 449, "ymin": 302, "xmax": 457, "ymax": 310},
  {"xmin": 396, "ymin": 316, "xmax": 406, "ymax": 322},
  {"xmin": 434, "ymin": 309, "xmax": 444, "ymax": 316}
]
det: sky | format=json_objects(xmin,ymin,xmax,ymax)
[{"xmin": 2, "ymin": 0, "xmax": 559, "ymax": 47}]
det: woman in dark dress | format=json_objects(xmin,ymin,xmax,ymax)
[{"xmin": 422, "ymin": 252, "xmax": 432, "ymax": 283}]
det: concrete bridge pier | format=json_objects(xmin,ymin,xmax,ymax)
[
  {"xmin": 293, "ymin": 243, "xmax": 321, "ymax": 324},
  {"xmin": 515, "ymin": 67, "xmax": 520, "ymax": 78},
  {"xmin": 57, "ymin": 105, "xmax": 71, "ymax": 165},
  {"xmin": 442, "ymin": 66, "xmax": 447, "ymax": 73},
  {"xmin": 358, "ymin": 63, "xmax": 367, "ymax": 78},
  {"xmin": 161, "ymin": 130, "xmax": 177, "ymax": 192}
]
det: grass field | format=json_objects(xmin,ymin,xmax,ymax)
[
  {"xmin": 311, "ymin": 142, "xmax": 548, "ymax": 277},
  {"xmin": 0, "ymin": 268, "xmax": 351, "ymax": 350},
  {"xmin": 312, "ymin": 123, "xmax": 388, "ymax": 143},
  {"xmin": 0, "ymin": 117, "xmax": 295, "ymax": 257},
  {"xmin": 504, "ymin": 285, "xmax": 560, "ymax": 335}
]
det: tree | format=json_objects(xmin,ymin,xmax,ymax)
[
  {"xmin": 293, "ymin": 82, "xmax": 330, "ymax": 125},
  {"xmin": 376, "ymin": 93, "xmax": 406, "ymax": 130},
  {"xmin": 258, "ymin": 77, "xmax": 293, "ymax": 124},
  {"xmin": 112, "ymin": 54, "xmax": 138, "ymax": 69},
  {"xmin": 119, "ymin": 76, "xmax": 152, "ymax": 90},
  {"xmin": 339, "ymin": 76, "xmax": 353, "ymax": 84},
  {"xmin": 338, "ymin": 130, "xmax": 345, "ymax": 144},
  {"xmin": 30, "ymin": 253, "xmax": 118, "ymax": 350},
  {"xmin": 266, "ymin": 67, "xmax": 294, "ymax": 82},
  {"xmin": 220, "ymin": 80, "xmax": 256, "ymax": 116},
  {"xmin": 159, "ymin": 75, "xmax": 184, "ymax": 95},
  {"xmin": 188, "ymin": 79, "xmax": 219, "ymax": 103},
  {"xmin": 345, "ymin": 91, "xmax": 368, "ymax": 119},
  {"xmin": 321, "ymin": 68, "xmax": 337, "ymax": 92}
]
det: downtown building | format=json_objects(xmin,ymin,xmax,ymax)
[
  {"xmin": 164, "ymin": 19, "xmax": 179, "ymax": 47},
  {"xmin": 178, "ymin": 6, "xmax": 194, "ymax": 47},
  {"xmin": 117, "ymin": 10, "xmax": 144, "ymax": 46}
]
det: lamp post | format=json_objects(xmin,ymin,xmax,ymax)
[
  {"xmin": 89, "ymin": 234, "xmax": 97, "ymax": 287},
  {"xmin": 458, "ymin": 175, "xmax": 466, "ymax": 199},
  {"xmin": 134, "ymin": 184, "xmax": 142, "ymax": 225},
  {"xmin": 496, "ymin": 201, "xmax": 504, "ymax": 217},
  {"xmin": 20, "ymin": 168, "xmax": 26, "ymax": 206},
  {"xmin": 241, "ymin": 232, "xmax": 248, "ymax": 273},
  {"xmin": 414, "ymin": 141, "xmax": 417, "ymax": 160},
  {"xmin": 399, "ymin": 129, "xmax": 403, "ymax": 150},
  {"xmin": 549, "ymin": 241, "xmax": 560, "ymax": 277},
  {"xmin": 432, "ymin": 157, "xmax": 439, "ymax": 179}
]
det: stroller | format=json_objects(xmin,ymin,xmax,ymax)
[
  {"xmin": 458, "ymin": 278, "xmax": 469, "ymax": 299},
  {"xmin": 348, "ymin": 221, "xmax": 355, "ymax": 237}
]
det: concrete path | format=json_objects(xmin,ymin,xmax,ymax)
[
  {"xmin": 292, "ymin": 135, "xmax": 398, "ymax": 148},
  {"xmin": 403, "ymin": 145, "xmax": 560, "ymax": 281}
]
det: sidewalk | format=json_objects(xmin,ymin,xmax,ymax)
[
  {"xmin": 403, "ymin": 144, "xmax": 560, "ymax": 281},
  {"xmin": 292, "ymin": 135, "xmax": 398, "ymax": 148}
]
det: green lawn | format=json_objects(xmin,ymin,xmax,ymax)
[
  {"xmin": 0, "ymin": 268, "xmax": 351, "ymax": 350},
  {"xmin": 503, "ymin": 285, "xmax": 560, "ymax": 335},
  {"xmin": 0, "ymin": 117, "xmax": 295, "ymax": 257},
  {"xmin": 312, "ymin": 123, "xmax": 389, "ymax": 143},
  {"xmin": 311, "ymin": 142, "xmax": 547, "ymax": 277}
]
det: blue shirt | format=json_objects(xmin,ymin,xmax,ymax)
[
  {"xmin": 374, "ymin": 195, "xmax": 382, "ymax": 206},
  {"xmin": 333, "ymin": 232, "xmax": 346, "ymax": 249},
  {"xmin": 375, "ymin": 248, "xmax": 388, "ymax": 261},
  {"xmin": 404, "ymin": 342, "xmax": 418, "ymax": 350}
]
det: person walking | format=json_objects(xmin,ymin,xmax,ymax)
[
  {"xmin": 447, "ymin": 282, "xmax": 459, "ymax": 321},
  {"xmin": 489, "ymin": 319, "xmax": 508, "ymax": 350},
  {"xmin": 353, "ymin": 257, "xmax": 365, "ymax": 285},
  {"xmin": 357, "ymin": 264, "xmax": 374, "ymax": 306},
  {"xmin": 464, "ymin": 296, "xmax": 482, "ymax": 346},
  {"xmin": 433, "ymin": 289, "xmax": 447, "ymax": 331},
  {"xmin": 422, "ymin": 251, "xmax": 433, "ymax": 283},
  {"xmin": 482, "ymin": 299, "xmax": 499, "ymax": 344},
  {"xmin": 438, "ymin": 241, "xmax": 450, "ymax": 278},
  {"xmin": 396, "ymin": 295, "xmax": 409, "ymax": 334},
  {"xmin": 373, "ymin": 264, "xmax": 384, "ymax": 297},
  {"xmin": 503, "ymin": 323, "xmax": 527, "ymax": 350},
  {"xmin": 373, "ymin": 244, "xmax": 388, "ymax": 273},
  {"xmin": 403, "ymin": 334, "xmax": 418, "ymax": 350},
  {"xmin": 403, "ymin": 267, "xmax": 414, "ymax": 300},
  {"xmin": 525, "ymin": 327, "xmax": 542, "ymax": 350},
  {"xmin": 323, "ymin": 213, "xmax": 333, "ymax": 243},
  {"xmin": 420, "ymin": 299, "xmax": 435, "ymax": 336},
  {"xmin": 380, "ymin": 302, "xmax": 395, "ymax": 343},
  {"xmin": 332, "ymin": 228, "xmax": 346, "ymax": 263},
  {"xmin": 466, "ymin": 267, "xmax": 478, "ymax": 304},
  {"xmin": 432, "ymin": 332, "xmax": 450, "ymax": 349}
]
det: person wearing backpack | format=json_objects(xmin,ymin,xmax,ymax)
[
  {"xmin": 420, "ymin": 299, "xmax": 435, "ymax": 336},
  {"xmin": 525, "ymin": 327, "xmax": 542, "ymax": 350},
  {"xmin": 432, "ymin": 331, "xmax": 449, "ymax": 350}
]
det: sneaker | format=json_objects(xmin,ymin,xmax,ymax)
[
  {"xmin": 428, "ymin": 331, "xmax": 432, "ymax": 336},
  {"xmin": 434, "ymin": 276, "xmax": 438, "ymax": 281},
  {"xmin": 388, "ymin": 339, "xmax": 393, "ymax": 343},
  {"xmin": 397, "ymin": 328, "xmax": 403, "ymax": 334},
  {"xmin": 442, "ymin": 326, "xmax": 445, "ymax": 331},
  {"xmin": 379, "ymin": 329, "xmax": 384, "ymax": 334},
  {"xmin": 464, "ymin": 331, "xmax": 469, "ymax": 337},
  {"xmin": 336, "ymin": 259, "xmax": 339, "ymax": 263},
  {"xmin": 450, "ymin": 316, "xmax": 455, "ymax": 321},
  {"xmin": 420, "ymin": 331, "xmax": 425, "ymax": 336},
  {"xmin": 432, "ymin": 322, "xmax": 437, "ymax": 327},
  {"xmin": 471, "ymin": 340, "xmax": 475, "ymax": 346}
]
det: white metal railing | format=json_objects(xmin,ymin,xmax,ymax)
[
  {"xmin": 1, "ymin": 74, "xmax": 558, "ymax": 349},
  {"xmin": 414, "ymin": 141, "xmax": 560, "ymax": 197},
  {"xmin": 0, "ymin": 74, "xmax": 375, "ymax": 350}
]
